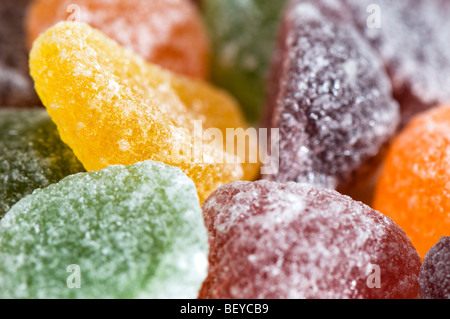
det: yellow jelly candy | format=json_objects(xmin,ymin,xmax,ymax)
[{"xmin": 30, "ymin": 22, "xmax": 259, "ymax": 202}]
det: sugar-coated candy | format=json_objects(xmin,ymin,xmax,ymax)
[
  {"xmin": 263, "ymin": 2, "xmax": 399, "ymax": 192},
  {"xmin": 30, "ymin": 22, "xmax": 259, "ymax": 203},
  {"xmin": 418, "ymin": 237, "xmax": 450, "ymax": 299},
  {"xmin": 203, "ymin": 0, "xmax": 288, "ymax": 122},
  {"xmin": 26, "ymin": 0, "xmax": 209, "ymax": 79},
  {"xmin": 343, "ymin": 0, "xmax": 450, "ymax": 126},
  {"xmin": 0, "ymin": 109, "xmax": 85, "ymax": 218},
  {"xmin": 0, "ymin": 0, "xmax": 40, "ymax": 106},
  {"xmin": 374, "ymin": 105, "xmax": 450, "ymax": 259},
  {"xmin": 200, "ymin": 181, "xmax": 421, "ymax": 299},
  {"xmin": 269, "ymin": 0, "xmax": 450, "ymax": 126},
  {"xmin": 0, "ymin": 160, "xmax": 208, "ymax": 299}
]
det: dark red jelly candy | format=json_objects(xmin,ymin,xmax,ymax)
[
  {"xmin": 419, "ymin": 237, "xmax": 450, "ymax": 299},
  {"xmin": 200, "ymin": 180, "xmax": 421, "ymax": 299},
  {"xmin": 0, "ymin": 0, "xmax": 40, "ymax": 106},
  {"xmin": 263, "ymin": 1, "xmax": 399, "ymax": 191}
]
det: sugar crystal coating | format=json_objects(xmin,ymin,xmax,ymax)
[
  {"xmin": 288, "ymin": 0, "xmax": 450, "ymax": 126},
  {"xmin": 0, "ymin": 109, "xmax": 85, "ymax": 218},
  {"xmin": 0, "ymin": 160, "xmax": 208, "ymax": 299},
  {"xmin": 263, "ymin": 1, "xmax": 399, "ymax": 191},
  {"xmin": 30, "ymin": 22, "xmax": 259, "ymax": 203},
  {"xmin": 203, "ymin": 0, "xmax": 288, "ymax": 122},
  {"xmin": 200, "ymin": 180, "xmax": 421, "ymax": 299},
  {"xmin": 0, "ymin": 0, "xmax": 40, "ymax": 106},
  {"xmin": 26, "ymin": 0, "xmax": 209, "ymax": 79},
  {"xmin": 419, "ymin": 237, "xmax": 450, "ymax": 299},
  {"xmin": 344, "ymin": 0, "xmax": 450, "ymax": 126},
  {"xmin": 374, "ymin": 105, "xmax": 450, "ymax": 259}
]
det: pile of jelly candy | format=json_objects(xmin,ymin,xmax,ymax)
[{"xmin": 0, "ymin": 0, "xmax": 449, "ymax": 299}]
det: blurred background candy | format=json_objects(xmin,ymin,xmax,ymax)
[
  {"xmin": 203, "ymin": 0, "xmax": 288, "ymax": 123},
  {"xmin": 0, "ymin": 0, "xmax": 41, "ymax": 106},
  {"xmin": 26, "ymin": 0, "xmax": 210, "ymax": 79},
  {"xmin": 419, "ymin": 237, "xmax": 450, "ymax": 299},
  {"xmin": 0, "ymin": 109, "xmax": 85, "ymax": 218},
  {"xmin": 345, "ymin": 0, "xmax": 450, "ymax": 126}
]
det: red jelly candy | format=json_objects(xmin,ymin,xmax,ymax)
[{"xmin": 200, "ymin": 180, "xmax": 421, "ymax": 299}]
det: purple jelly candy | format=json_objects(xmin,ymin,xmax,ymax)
[
  {"xmin": 263, "ymin": 1, "xmax": 399, "ymax": 191},
  {"xmin": 345, "ymin": 0, "xmax": 450, "ymax": 126},
  {"xmin": 419, "ymin": 237, "xmax": 450, "ymax": 299}
]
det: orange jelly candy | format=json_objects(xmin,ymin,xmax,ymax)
[
  {"xmin": 374, "ymin": 105, "xmax": 450, "ymax": 259},
  {"xmin": 30, "ymin": 22, "xmax": 259, "ymax": 203},
  {"xmin": 26, "ymin": 0, "xmax": 209, "ymax": 79}
]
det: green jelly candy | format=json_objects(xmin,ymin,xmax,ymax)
[
  {"xmin": 204, "ymin": 0, "xmax": 287, "ymax": 123},
  {"xmin": 0, "ymin": 109, "xmax": 85, "ymax": 218},
  {"xmin": 0, "ymin": 160, "xmax": 208, "ymax": 299}
]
